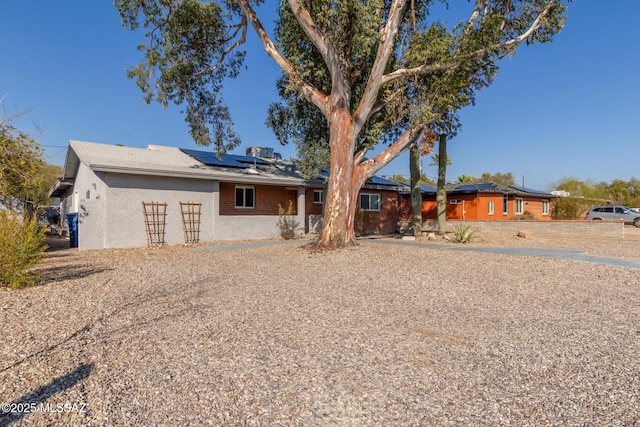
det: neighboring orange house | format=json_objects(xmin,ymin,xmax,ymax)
[{"xmin": 400, "ymin": 182, "xmax": 555, "ymax": 221}]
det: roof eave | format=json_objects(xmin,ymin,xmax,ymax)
[{"xmin": 90, "ymin": 164, "xmax": 305, "ymax": 186}]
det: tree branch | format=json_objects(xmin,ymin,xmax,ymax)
[
  {"xmin": 356, "ymin": 126, "xmax": 424, "ymax": 179},
  {"xmin": 352, "ymin": 0, "xmax": 408, "ymax": 135},
  {"xmin": 381, "ymin": 0, "xmax": 558, "ymax": 86},
  {"xmin": 193, "ymin": 17, "xmax": 249, "ymax": 78},
  {"xmin": 285, "ymin": 0, "xmax": 348, "ymax": 106},
  {"xmin": 235, "ymin": 0, "xmax": 327, "ymax": 110}
]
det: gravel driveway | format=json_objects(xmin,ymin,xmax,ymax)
[{"xmin": 1, "ymin": 234, "xmax": 639, "ymax": 426}]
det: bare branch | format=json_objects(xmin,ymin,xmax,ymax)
[
  {"xmin": 356, "ymin": 126, "xmax": 424, "ymax": 179},
  {"xmin": 381, "ymin": 60, "xmax": 464, "ymax": 85},
  {"xmin": 194, "ymin": 16, "xmax": 248, "ymax": 78},
  {"xmin": 353, "ymin": 0, "xmax": 408, "ymax": 135},
  {"xmin": 455, "ymin": 0, "xmax": 489, "ymax": 56},
  {"xmin": 236, "ymin": 0, "xmax": 327, "ymax": 111},
  {"xmin": 503, "ymin": 0, "xmax": 556, "ymax": 48},
  {"xmin": 381, "ymin": 0, "xmax": 557, "ymax": 86},
  {"xmin": 466, "ymin": 0, "xmax": 489, "ymax": 31},
  {"xmin": 354, "ymin": 146, "xmax": 368, "ymax": 165},
  {"xmin": 285, "ymin": 0, "xmax": 352, "ymax": 109}
]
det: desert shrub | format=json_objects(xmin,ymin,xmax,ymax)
[
  {"xmin": 277, "ymin": 200, "xmax": 299, "ymax": 240},
  {"xmin": 447, "ymin": 224, "xmax": 477, "ymax": 244},
  {"xmin": 0, "ymin": 211, "xmax": 47, "ymax": 288},
  {"xmin": 511, "ymin": 210, "xmax": 535, "ymax": 220}
]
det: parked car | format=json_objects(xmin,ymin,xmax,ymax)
[{"xmin": 585, "ymin": 206, "xmax": 640, "ymax": 227}]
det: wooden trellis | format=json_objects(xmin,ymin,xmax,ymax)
[
  {"xmin": 179, "ymin": 202, "xmax": 202, "ymax": 244},
  {"xmin": 142, "ymin": 201, "xmax": 167, "ymax": 246}
]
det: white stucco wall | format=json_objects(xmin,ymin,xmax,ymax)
[
  {"xmin": 61, "ymin": 166, "xmax": 308, "ymax": 250},
  {"xmin": 102, "ymin": 173, "xmax": 216, "ymax": 250},
  {"xmin": 63, "ymin": 163, "xmax": 108, "ymax": 250},
  {"xmin": 214, "ymin": 215, "xmax": 282, "ymax": 240}
]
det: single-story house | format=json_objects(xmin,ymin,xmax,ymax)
[
  {"xmin": 48, "ymin": 140, "xmax": 402, "ymax": 250},
  {"xmin": 399, "ymin": 182, "xmax": 555, "ymax": 221}
]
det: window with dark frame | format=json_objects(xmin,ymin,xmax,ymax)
[
  {"xmin": 359, "ymin": 193, "xmax": 381, "ymax": 211},
  {"xmin": 313, "ymin": 189, "xmax": 324, "ymax": 204},
  {"xmin": 235, "ymin": 186, "xmax": 255, "ymax": 208}
]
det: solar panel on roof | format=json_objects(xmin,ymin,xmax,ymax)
[
  {"xmin": 510, "ymin": 185, "xmax": 550, "ymax": 195},
  {"xmin": 454, "ymin": 183, "xmax": 500, "ymax": 192},
  {"xmin": 367, "ymin": 175, "xmax": 402, "ymax": 186},
  {"xmin": 225, "ymin": 154, "xmax": 270, "ymax": 165},
  {"xmin": 180, "ymin": 148, "xmax": 247, "ymax": 168},
  {"xmin": 316, "ymin": 169, "xmax": 330, "ymax": 179}
]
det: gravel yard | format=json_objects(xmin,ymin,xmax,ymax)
[{"xmin": 1, "ymin": 232, "xmax": 639, "ymax": 426}]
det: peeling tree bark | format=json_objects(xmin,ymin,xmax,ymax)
[{"xmin": 316, "ymin": 110, "xmax": 365, "ymax": 248}]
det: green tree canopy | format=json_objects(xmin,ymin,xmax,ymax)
[
  {"xmin": 116, "ymin": 0, "xmax": 568, "ymax": 247},
  {"xmin": 0, "ymin": 101, "xmax": 61, "ymax": 208},
  {"xmin": 456, "ymin": 171, "xmax": 516, "ymax": 186},
  {"xmin": 387, "ymin": 173, "xmax": 435, "ymax": 186},
  {"xmin": 1, "ymin": 112, "xmax": 45, "ymax": 203},
  {"xmin": 553, "ymin": 176, "xmax": 640, "ymax": 206}
]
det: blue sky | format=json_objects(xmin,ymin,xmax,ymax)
[{"xmin": 2, "ymin": 1, "xmax": 638, "ymax": 191}]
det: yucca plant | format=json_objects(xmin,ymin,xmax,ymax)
[{"xmin": 447, "ymin": 224, "xmax": 477, "ymax": 244}]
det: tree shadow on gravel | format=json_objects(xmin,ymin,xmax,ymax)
[
  {"xmin": 45, "ymin": 237, "xmax": 72, "ymax": 253},
  {"xmin": 43, "ymin": 252, "xmax": 70, "ymax": 259},
  {"xmin": 35, "ymin": 265, "xmax": 113, "ymax": 286},
  {"xmin": 0, "ymin": 363, "xmax": 93, "ymax": 426}
]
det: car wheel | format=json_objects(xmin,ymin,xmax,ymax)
[{"xmin": 634, "ymin": 218, "xmax": 640, "ymax": 228}]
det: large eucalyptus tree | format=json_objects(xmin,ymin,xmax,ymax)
[{"xmin": 116, "ymin": 0, "xmax": 567, "ymax": 248}]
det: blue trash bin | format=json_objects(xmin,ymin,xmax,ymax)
[{"xmin": 67, "ymin": 213, "xmax": 78, "ymax": 248}]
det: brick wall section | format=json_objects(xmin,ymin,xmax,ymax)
[
  {"xmin": 418, "ymin": 219, "xmax": 624, "ymax": 238},
  {"xmin": 305, "ymin": 188, "xmax": 324, "ymax": 215},
  {"xmin": 363, "ymin": 190, "xmax": 400, "ymax": 234},
  {"xmin": 219, "ymin": 182, "xmax": 297, "ymax": 216},
  {"xmin": 305, "ymin": 188, "xmax": 400, "ymax": 234}
]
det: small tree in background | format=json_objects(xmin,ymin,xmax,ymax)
[
  {"xmin": 1, "ymin": 102, "xmax": 50, "ymax": 288},
  {"xmin": 551, "ymin": 197, "xmax": 597, "ymax": 220},
  {"xmin": 456, "ymin": 171, "xmax": 516, "ymax": 186},
  {"xmin": 1, "ymin": 115, "xmax": 44, "ymax": 208}
]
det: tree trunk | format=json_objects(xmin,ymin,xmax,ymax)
[
  {"xmin": 436, "ymin": 134, "xmax": 447, "ymax": 235},
  {"xmin": 409, "ymin": 143, "xmax": 422, "ymax": 237},
  {"xmin": 316, "ymin": 112, "xmax": 364, "ymax": 248}
]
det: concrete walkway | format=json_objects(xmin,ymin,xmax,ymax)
[
  {"xmin": 193, "ymin": 236, "xmax": 640, "ymax": 269},
  {"xmin": 362, "ymin": 238, "xmax": 640, "ymax": 269}
]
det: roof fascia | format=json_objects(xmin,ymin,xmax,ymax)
[{"xmin": 90, "ymin": 164, "xmax": 304, "ymax": 186}]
